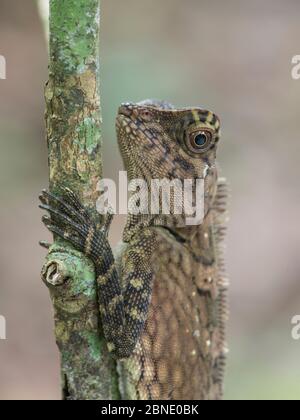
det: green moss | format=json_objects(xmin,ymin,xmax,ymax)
[
  {"xmin": 75, "ymin": 116, "xmax": 101, "ymax": 154},
  {"xmin": 50, "ymin": 0, "xmax": 100, "ymax": 74},
  {"xmin": 84, "ymin": 331, "xmax": 102, "ymax": 362}
]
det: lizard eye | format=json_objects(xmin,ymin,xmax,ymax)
[{"xmin": 187, "ymin": 129, "xmax": 214, "ymax": 153}]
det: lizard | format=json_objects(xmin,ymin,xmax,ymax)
[{"xmin": 39, "ymin": 100, "xmax": 229, "ymax": 400}]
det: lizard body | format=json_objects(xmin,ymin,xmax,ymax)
[{"xmin": 40, "ymin": 100, "xmax": 229, "ymax": 400}]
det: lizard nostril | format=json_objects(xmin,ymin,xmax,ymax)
[{"xmin": 119, "ymin": 104, "xmax": 133, "ymax": 117}]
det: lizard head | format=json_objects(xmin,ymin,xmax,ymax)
[{"xmin": 116, "ymin": 100, "xmax": 221, "ymax": 229}]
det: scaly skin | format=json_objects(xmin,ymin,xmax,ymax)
[{"xmin": 40, "ymin": 100, "xmax": 229, "ymax": 400}]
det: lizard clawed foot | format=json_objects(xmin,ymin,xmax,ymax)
[
  {"xmin": 39, "ymin": 188, "xmax": 113, "ymax": 261},
  {"xmin": 39, "ymin": 188, "xmax": 92, "ymax": 254}
]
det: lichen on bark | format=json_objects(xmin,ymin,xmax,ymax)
[{"xmin": 41, "ymin": 0, "xmax": 119, "ymax": 400}]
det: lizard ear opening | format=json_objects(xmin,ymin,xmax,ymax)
[{"xmin": 139, "ymin": 109, "xmax": 153, "ymax": 122}]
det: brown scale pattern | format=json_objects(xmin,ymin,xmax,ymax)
[
  {"xmin": 119, "ymin": 178, "xmax": 229, "ymax": 400},
  {"xmin": 120, "ymin": 205, "xmax": 226, "ymax": 400}
]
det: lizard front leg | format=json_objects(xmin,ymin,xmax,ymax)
[{"xmin": 39, "ymin": 188, "xmax": 156, "ymax": 359}]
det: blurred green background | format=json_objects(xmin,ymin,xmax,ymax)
[{"xmin": 0, "ymin": 0, "xmax": 300, "ymax": 400}]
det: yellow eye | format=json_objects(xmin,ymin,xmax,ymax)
[{"xmin": 187, "ymin": 129, "xmax": 213, "ymax": 153}]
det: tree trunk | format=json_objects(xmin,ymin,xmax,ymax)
[{"xmin": 41, "ymin": 0, "xmax": 120, "ymax": 400}]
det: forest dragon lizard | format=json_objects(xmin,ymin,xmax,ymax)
[{"xmin": 40, "ymin": 100, "xmax": 229, "ymax": 400}]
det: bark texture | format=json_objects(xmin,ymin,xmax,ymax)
[{"xmin": 41, "ymin": 0, "xmax": 119, "ymax": 400}]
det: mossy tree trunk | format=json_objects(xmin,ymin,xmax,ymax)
[{"xmin": 41, "ymin": 0, "xmax": 120, "ymax": 400}]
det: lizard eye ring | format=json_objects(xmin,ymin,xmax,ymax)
[{"xmin": 187, "ymin": 129, "xmax": 214, "ymax": 153}]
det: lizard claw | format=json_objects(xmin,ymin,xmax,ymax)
[
  {"xmin": 39, "ymin": 240, "xmax": 51, "ymax": 249},
  {"xmin": 102, "ymin": 212, "xmax": 114, "ymax": 237},
  {"xmin": 42, "ymin": 214, "xmax": 52, "ymax": 225},
  {"xmin": 39, "ymin": 191, "xmax": 48, "ymax": 205}
]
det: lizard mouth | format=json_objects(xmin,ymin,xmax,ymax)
[{"xmin": 116, "ymin": 106, "xmax": 135, "ymax": 132}]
